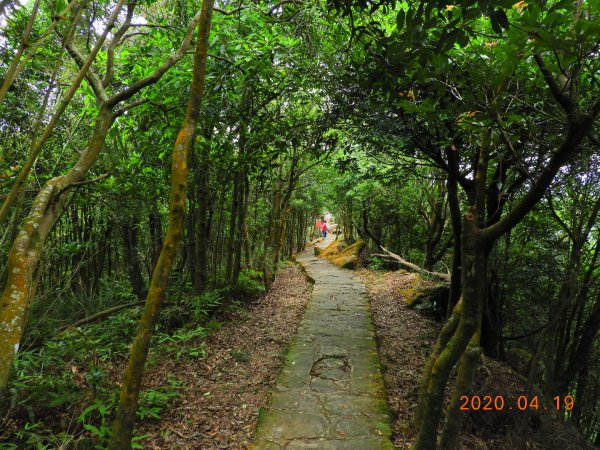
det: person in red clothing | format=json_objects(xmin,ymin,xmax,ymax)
[
  {"xmin": 321, "ymin": 221, "xmax": 328, "ymax": 238},
  {"xmin": 315, "ymin": 218, "xmax": 322, "ymax": 238}
]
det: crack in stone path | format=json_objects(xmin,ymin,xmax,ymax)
[{"xmin": 251, "ymin": 237, "xmax": 394, "ymax": 449}]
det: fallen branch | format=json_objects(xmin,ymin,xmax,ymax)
[
  {"xmin": 373, "ymin": 246, "xmax": 451, "ymax": 282},
  {"xmin": 58, "ymin": 299, "xmax": 146, "ymax": 332}
]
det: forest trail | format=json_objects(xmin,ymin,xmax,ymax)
[{"xmin": 251, "ymin": 236, "xmax": 394, "ymax": 449}]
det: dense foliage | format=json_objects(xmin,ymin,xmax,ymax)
[{"xmin": 1, "ymin": 0, "xmax": 599, "ymax": 448}]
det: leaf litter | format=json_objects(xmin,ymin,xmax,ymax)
[
  {"xmin": 357, "ymin": 268, "xmax": 593, "ymax": 450},
  {"xmin": 138, "ymin": 262, "xmax": 311, "ymax": 449}
]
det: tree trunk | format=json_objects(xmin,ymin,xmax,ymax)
[
  {"xmin": 108, "ymin": 2, "xmax": 214, "ymax": 447},
  {"xmin": 225, "ymin": 171, "xmax": 240, "ymax": 283},
  {"xmin": 415, "ymin": 299, "xmax": 462, "ymax": 430},
  {"xmin": 192, "ymin": 193, "xmax": 210, "ymax": 294},
  {"xmin": 121, "ymin": 222, "xmax": 147, "ymax": 298},
  {"xmin": 0, "ymin": 105, "xmax": 115, "ymax": 390},
  {"xmin": 414, "ymin": 209, "xmax": 485, "ymax": 449},
  {"xmin": 191, "ymin": 140, "xmax": 211, "ymax": 293},
  {"xmin": 232, "ymin": 174, "xmax": 248, "ymax": 284},
  {"xmin": 446, "ymin": 153, "xmax": 462, "ymax": 316},
  {"xmin": 148, "ymin": 204, "xmax": 163, "ymax": 276},
  {"xmin": 439, "ymin": 335, "xmax": 482, "ymax": 450}
]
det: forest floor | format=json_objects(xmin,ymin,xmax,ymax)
[
  {"xmin": 138, "ymin": 262, "xmax": 312, "ymax": 449},
  {"xmin": 357, "ymin": 268, "xmax": 595, "ymax": 450},
  {"xmin": 136, "ymin": 246, "xmax": 594, "ymax": 450},
  {"xmin": 356, "ymin": 269, "xmax": 440, "ymax": 449}
]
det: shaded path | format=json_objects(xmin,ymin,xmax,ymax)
[{"xmin": 252, "ymin": 236, "xmax": 394, "ymax": 449}]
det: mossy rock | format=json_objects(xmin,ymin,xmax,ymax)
[
  {"xmin": 333, "ymin": 254, "xmax": 359, "ymax": 269},
  {"xmin": 399, "ymin": 287, "xmax": 421, "ymax": 306},
  {"xmin": 398, "ymin": 274, "xmax": 424, "ymax": 306},
  {"xmin": 330, "ymin": 241, "xmax": 365, "ymax": 269},
  {"xmin": 320, "ymin": 240, "xmax": 347, "ymax": 259},
  {"xmin": 411, "ymin": 284, "xmax": 449, "ymax": 318},
  {"xmin": 318, "ymin": 240, "xmax": 366, "ymax": 270},
  {"xmin": 337, "ymin": 240, "xmax": 365, "ymax": 258},
  {"xmin": 314, "ymin": 247, "xmax": 322, "ymax": 256}
]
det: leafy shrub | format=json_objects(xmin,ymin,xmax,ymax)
[
  {"xmin": 137, "ymin": 378, "xmax": 182, "ymax": 420},
  {"xmin": 187, "ymin": 290, "xmax": 224, "ymax": 322},
  {"xmin": 4, "ymin": 309, "xmax": 142, "ymax": 448},
  {"xmin": 153, "ymin": 325, "xmax": 208, "ymax": 361},
  {"xmin": 234, "ymin": 269, "xmax": 266, "ymax": 297},
  {"xmin": 368, "ymin": 256, "xmax": 385, "ymax": 270}
]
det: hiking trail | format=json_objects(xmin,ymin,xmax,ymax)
[{"xmin": 252, "ymin": 236, "xmax": 394, "ymax": 449}]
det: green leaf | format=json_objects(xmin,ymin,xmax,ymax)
[{"xmin": 83, "ymin": 423, "xmax": 103, "ymax": 437}]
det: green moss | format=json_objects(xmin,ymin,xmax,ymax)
[
  {"xmin": 326, "ymin": 240, "xmax": 365, "ymax": 269},
  {"xmin": 337, "ymin": 240, "xmax": 365, "ymax": 258},
  {"xmin": 256, "ymin": 407, "xmax": 270, "ymax": 427},
  {"xmin": 334, "ymin": 254, "xmax": 358, "ymax": 269},
  {"xmin": 398, "ymin": 274, "xmax": 424, "ymax": 305},
  {"xmin": 320, "ymin": 240, "xmax": 347, "ymax": 259}
]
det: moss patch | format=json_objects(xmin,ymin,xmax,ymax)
[
  {"xmin": 333, "ymin": 254, "xmax": 358, "ymax": 269},
  {"xmin": 320, "ymin": 240, "xmax": 366, "ymax": 270},
  {"xmin": 320, "ymin": 240, "xmax": 347, "ymax": 259},
  {"xmin": 397, "ymin": 274, "xmax": 423, "ymax": 305}
]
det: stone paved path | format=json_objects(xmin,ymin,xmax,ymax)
[{"xmin": 251, "ymin": 236, "xmax": 394, "ymax": 449}]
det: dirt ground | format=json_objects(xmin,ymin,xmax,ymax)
[
  {"xmin": 138, "ymin": 262, "xmax": 312, "ymax": 449},
  {"xmin": 357, "ymin": 268, "xmax": 595, "ymax": 450},
  {"xmin": 356, "ymin": 269, "xmax": 440, "ymax": 449}
]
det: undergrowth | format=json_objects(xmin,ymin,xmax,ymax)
[{"xmin": 1, "ymin": 277, "xmax": 261, "ymax": 449}]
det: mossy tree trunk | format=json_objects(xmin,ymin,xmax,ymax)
[
  {"xmin": 108, "ymin": 1, "xmax": 214, "ymax": 448},
  {"xmin": 439, "ymin": 335, "xmax": 482, "ymax": 450},
  {"xmin": 191, "ymin": 138, "xmax": 212, "ymax": 293},
  {"xmin": 0, "ymin": 105, "xmax": 115, "ymax": 390},
  {"xmin": 445, "ymin": 146, "xmax": 462, "ymax": 316},
  {"xmin": 414, "ymin": 210, "xmax": 485, "ymax": 449}
]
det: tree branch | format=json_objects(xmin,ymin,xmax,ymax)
[
  {"xmin": 481, "ymin": 113, "xmax": 595, "ymax": 244},
  {"xmin": 214, "ymin": 0, "xmax": 302, "ymax": 16},
  {"xmin": 58, "ymin": 300, "xmax": 146, "ymax": 333},
  {"xmin": 373, "ymin": 246, "xmax": 451, "ymax": 281},
  {"xmin": 533, "ymin": 53, "xmax": 575, "ymax": 116},
  {"xmin": 102, "ymin": 1, "xmax": 135, "ymax": 88},
  {"xmin": 106, "ymin": 5, "xmax": 205, "ymax": 107},
  {"xmin": 502, "ymin": 324, "xmax": 547, "ymax": 341},
  {"xmin": 65, "ymin": 40, "xmax": 108, "ymax": 103},
  {"xmin": 55, "ymin": 172, "xmax": 110, "ymax": 197},
  {"xmin": 114, "ymin": 98, "xmax": 149, "ymax": 116}
]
